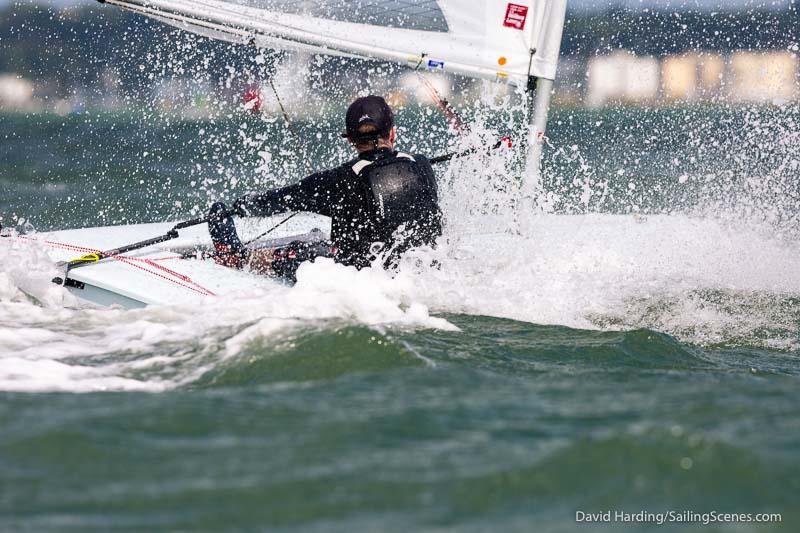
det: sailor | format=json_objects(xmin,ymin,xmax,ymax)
[{"xmin": 208, "ymin": 95, "xmax": 442, "ymax": 279}]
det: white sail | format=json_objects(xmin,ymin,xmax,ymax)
[{"xmin": 102, "ymin": 0, "xmax": 567, "ymax": 85}]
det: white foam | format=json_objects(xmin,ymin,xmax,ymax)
[
  {"xmin": 0, "ymin": 356, "xmax": 166, "ymax": 393},
  {"xmin": 407, "ymin": 213, "xmax": 800, "ymax": 345},
  {"xmin": 3, "ymin": 93, "xmax": 800, "ymax": 392},
  {"xmin": 0, "ymin": 238, "xmax": 458, "ymax": 392},
  {"xmin": 4, "ymin": 208, "xmax": 800, "ymax": 392}
]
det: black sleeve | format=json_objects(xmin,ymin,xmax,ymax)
[{"xmin": 236, "ymin": 167, "xmax": 343, "ymax": 218}]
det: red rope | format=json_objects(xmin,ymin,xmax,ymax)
[
  {"xmin": 16, "ymin": 236, "xmax": 216, "ymax": 297},
  {"xmin": 417, "ymin": 73, "xmax": 470, "ymax": 135}
]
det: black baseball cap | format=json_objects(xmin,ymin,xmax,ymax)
[{"xmin": 342, "ymin": 95, "xmax": 394, "ymax": 141}]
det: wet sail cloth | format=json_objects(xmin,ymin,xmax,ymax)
[{"xmin": 100, "ymin": 0, "xmax": 566, "ymax": 85}]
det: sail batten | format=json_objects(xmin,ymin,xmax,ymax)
[{"xmin": 102, "ymin": 0, "xmax": 567, "ymax": 85}]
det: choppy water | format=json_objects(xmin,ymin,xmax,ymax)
[{"xmin": 1, "ymin": 105, "xmax": 799, "ymax": 531}]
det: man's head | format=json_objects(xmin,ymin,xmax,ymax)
[{"xmin": 342, "ymin": 95, "xmax": 395, "ymax": 152}]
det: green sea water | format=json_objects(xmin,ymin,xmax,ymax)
[{"xmin": 1, "ymin": 107, "xmax": 799, "ymax": 531}]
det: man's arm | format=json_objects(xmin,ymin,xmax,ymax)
[{"xmin": 234, "ymin": 167, "xmax": 342, "ymax": 218}]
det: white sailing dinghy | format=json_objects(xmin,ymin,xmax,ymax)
[
  {"xmin": 2, "ymin": 214, "xmax": 330, "ymax": 308},
  {"xmin": 3, "ymin": 0, "xmax": 567, "ymax": 309}
]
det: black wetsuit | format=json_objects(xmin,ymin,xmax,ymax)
[{"xmin": 235, "ymin": 147, "xmax": 442, "ymax": 269}]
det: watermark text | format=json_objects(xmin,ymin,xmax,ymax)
[{"xmin": 575, "ymin": 510, "xmax": 782, "ymax": 526}]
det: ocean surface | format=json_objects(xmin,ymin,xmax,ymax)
[{"xmin": 1, "ymin": 104, "xmax": 799, "ymax": 532}]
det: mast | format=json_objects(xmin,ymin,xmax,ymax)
[
  {"xmin": 525, "ymin": 75, "xmax": 554, "ymax": 188},
  {"xmin": 521, "ymin": 0, "xmax": 568, "ymax": 200}
]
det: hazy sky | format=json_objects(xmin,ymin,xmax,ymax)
[{"xmin": 0, "ymin": 0, "xmax": 792, "ymax": 10}]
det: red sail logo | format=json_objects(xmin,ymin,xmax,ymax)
[{"xmin": 503, "ymin": 3, "xmax": 529, "ymax": 30}]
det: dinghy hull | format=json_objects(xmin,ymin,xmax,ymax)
[{"xmin": 3, "ymin": 215, "xmax": 330, "ymax": 309}]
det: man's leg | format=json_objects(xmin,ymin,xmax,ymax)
[{"xmin": 207, "ymin": 202, "xmax": 248, "ymax": 268}]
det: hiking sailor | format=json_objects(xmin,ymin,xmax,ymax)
[{"xmin": 208, "ymin": 95, "xmax": 442, "ymax": 279}]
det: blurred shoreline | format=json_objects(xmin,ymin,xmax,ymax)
[{"xmin": 1, "ymin": 3, "xmax": 798, "ymax": 117}]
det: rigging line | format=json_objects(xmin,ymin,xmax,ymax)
[
  {"xmin": 243, "ymin": 212, "xmax": 299, "ymax": 246},
  {"xmin": 265, "ymin": 66, "xmax": 314, "ymax": 174},
  {"xmin": 260, "ymin": 76, "xmax": 308, "ymax": 229},
  {"xmin": 199, "ymin": 213, "xmax": 299, "ymax": 260},
  {"xmin": 268, "ymin": 76, "xmax": 296, "ymax": 139},
  {"xmin": 249, "ymin": 48, "xmax": 310, "ymax": 232},
  {"xmin": 180, "ymin": 211, "xmax": 300, "ymax": 260}
]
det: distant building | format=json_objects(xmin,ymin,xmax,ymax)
[
  {"xmin": 552, "ymin": 57, "xmax": 586, "ymax": 106},
  {"xmin": 0, "ymin": 74, "xmax": 37, "ymax": 112},
  {"xmin": 729, "ymin": 51, "xmax": 798, "ymax": 103},
  {"xmin": 661, "ymin": 53, "xmax": 724, "ymax": 102},
  {"xmin": 583, "ymin": 50, "xmax": 798, "ymax": 107},
  {"xmin": 585, "ymin": 52, "xmax": 660, "ymax": 107}
]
